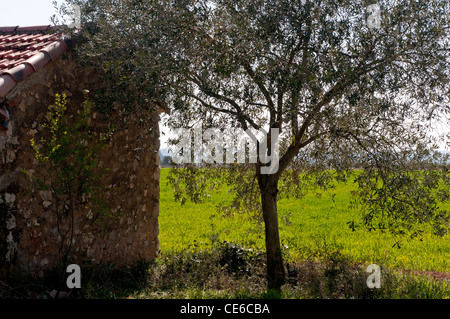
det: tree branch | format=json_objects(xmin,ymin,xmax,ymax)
[
  {"xmin": 241, "ymin": 60, "xmax": 276, "ymax": 122},
  {"xmin": 186, "ymin": 74, "xmax": 261, "ymax": 131}
]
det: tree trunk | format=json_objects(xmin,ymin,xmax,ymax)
[{"xmin": 260, "ymin": 179, "xmax": 286, "ymax": 291}]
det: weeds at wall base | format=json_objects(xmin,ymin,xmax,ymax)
[
  {"xmin": 132, "ymin": 242, "xmax": 450, "ymax": 299},
  {"xmin": 1, "ymin": 242, "xmax": 449, "ymax": 299}
]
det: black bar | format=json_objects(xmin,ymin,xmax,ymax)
[{"xmin": 1, "ymin": 299, "xmax": 449, "ymax": 318}]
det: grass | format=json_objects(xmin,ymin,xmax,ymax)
[
  {"xmin": 125, "ymin": 241, "xmax": 450, "ymax": 299},
  {"xmin": 159, "ymin": 168, "xmax": 450, "ymax": 273},
  {"xmin": 154, "ymin": 167, "xmax": 450, "ymax": 299},
  {"xmin": 3, "ymin": 168, "xmax": 449, "ymax": 299}
]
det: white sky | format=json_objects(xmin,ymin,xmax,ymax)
[{"xmin": 0, "ymin": 0, "xmax": 61, "ymax": 27}]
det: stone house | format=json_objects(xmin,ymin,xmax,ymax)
[{"xmin": 0, "ymin": 25, "xmax": 161, "ymax": 277}]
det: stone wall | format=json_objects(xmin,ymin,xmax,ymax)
[{"xmin": 0, "ymin": 53, "xmax": 160, "ymax": 277}]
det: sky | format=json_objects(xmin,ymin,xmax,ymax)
[{"xmin": 0, "ymin": 0, "xmax": 61, "ymax": 27}]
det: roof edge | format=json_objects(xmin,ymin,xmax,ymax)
[
  {"xmin": 0, "ymin": 25, "xmax": 57, "ymax": 34},
  {"xmin": 0, "ymin": 74, "xmax": 16, "ymax": 98},
  {"xmin": 0, "ymin": 35, "xmax": 71, "ymax": 98}
]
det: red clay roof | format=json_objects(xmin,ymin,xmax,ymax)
[{"xmin": 0, "ymin": 25, "xmax": 71, "ymax": 98}]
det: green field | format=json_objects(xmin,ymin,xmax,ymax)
[{"xmin": 159, "ymin": 168, "xmax": 450, "ymax": 273}]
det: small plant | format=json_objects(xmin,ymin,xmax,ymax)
[
  {"xmin": 23, "ymin": 92, "xmax": 113, "ymax": 288},
  {"xmin": 217, "ymin": 241, "xmax": 252, "ymax": 276}
]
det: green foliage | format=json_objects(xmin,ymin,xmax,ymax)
[
  {"xmin": 166, "ymin": 165, "xmax": 223, "ymax": 205},
  {"xmin": 79, "ymin": 260, "xmax": 150, "ymax": 299},
  {"xmin": 30, "ymin": 93, "xmax": 108, "ymax": 207},
  {"xmin": 217, "ymin": 241, "xmax": 263, "ymax": 277},
  {"xmin": 59, "ymin": 0, "xmax": 450, "ymax": 290},
  {"xmin": 23, "ymin": 92, "xmax": 113, "ymax": 280},
  {"xmin": 167, "ymin": 163, "xmax": 450, "ymax": 242},
  {"xmin": 160, "ymin": 168, "xmax": 450, "ymax": 273},
  {"xmin": 355, "ymin": 167, "xmax": 450, "ymax": 240},
  {"xmin": 125, "ymin": 244, "xmax": 450, "ymax": 299}
]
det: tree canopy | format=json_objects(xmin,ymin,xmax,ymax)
[{"xmin": 60, "ymin": 0, "xmax": 450, "ymax": 290}]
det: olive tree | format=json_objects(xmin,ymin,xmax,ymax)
[{"xmin": 60, "ymin": 0, "xmax": 450, "ymax": 291}]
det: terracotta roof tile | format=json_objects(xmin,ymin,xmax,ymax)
[{"xmin": 0, "ymin": 25, "xmax": 71, "ymax": 98}]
